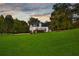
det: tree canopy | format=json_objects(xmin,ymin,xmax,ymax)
[
  {"xmin": 28, "ymin": 17, "xmax": 40, "ymax": 26},
  {"xmin": 50, "ymin": 3, "xmax": 77, "ymax": 31},
  {"xmin": 0, "ymin": 15, "xmax": 29, "ymax": 33}
]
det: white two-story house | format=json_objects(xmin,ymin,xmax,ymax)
[{"xmin": 29, "ymin": 15, "xmax": 51, "ymax": 33}]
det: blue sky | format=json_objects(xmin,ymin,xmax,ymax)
[{"xmin": 0, "ymin": 3, "xmax": 54, "ymax": 22}]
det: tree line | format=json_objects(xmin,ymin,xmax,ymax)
[
  {"xmin": 50, "ymin": 3, "xmax": 79, "ymax": 31},
  {"xmin": 0, "ymin": 15, "xmax": 29, "ymax": 33}
]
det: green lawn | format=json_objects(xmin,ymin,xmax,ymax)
[{"xmin": 0, "ymin": 29, "xmax": 79, "ymax": 56}]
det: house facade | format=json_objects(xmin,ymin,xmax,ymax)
[{"xmin": 29, "ymin": 15, "xmax": 51, "ymax": 33}]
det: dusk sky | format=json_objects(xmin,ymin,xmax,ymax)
[{"xmin": 0, "ymin": 3, "xmax": 54, "ymax": 22}]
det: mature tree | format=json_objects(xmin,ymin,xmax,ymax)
[
  {"xmin": 4, "ymin": 15, "xmax": 14, "ymax": 33},
  {"xmin": 28, "ymin": 17, "xmax": 40, "ymax": 26},
  {"xmin": 0, "ymin": 15, "xmax": 4, "ymax": 33},
  {"xmin": 13, "ymin": 18, "xmax": 29, "ymax": 33},
  {"xmin": 50, "ymin": 3, "xmax": 73, "ymax": 31},
  {"xmin": 72, "ymin": 4, "xmax": 79, "ymax": 28}
]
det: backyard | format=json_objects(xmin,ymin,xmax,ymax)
[{"xmin": 0, "ymin": 28, "xmax": 79, "ymax": 56}]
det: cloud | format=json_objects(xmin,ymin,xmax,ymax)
[{"xmin": 0, "ymin": 3, "xmax": 53, "ymax": 22}]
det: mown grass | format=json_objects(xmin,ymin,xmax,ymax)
[{"xmin": 0, "ymin": 29, "xmax": 79, "ymax": 56}]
